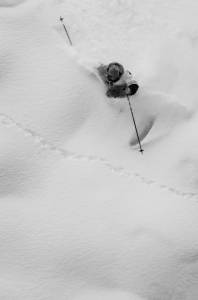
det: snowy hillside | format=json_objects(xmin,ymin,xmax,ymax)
[{"xmin": 0, "ymin": 0, "xmax": 198, "ymax": 299}]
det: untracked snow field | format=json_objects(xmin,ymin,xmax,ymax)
[{"xmin": 0, "ymin": 0, "xmax": 198, "ymax": 299}]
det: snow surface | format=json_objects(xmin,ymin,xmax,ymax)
[{"xmin": 0, "ymin": 0, "xmax": 198, "ymax": 299}]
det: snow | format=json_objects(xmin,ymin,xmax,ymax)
[{"xmin": 0, "ymin": 0, "xmax": 198, "ymax": 299}]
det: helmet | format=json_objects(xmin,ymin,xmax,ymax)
[{"xmin": 106, "ymin": 62, "xmax": 124, "ymax": 83}]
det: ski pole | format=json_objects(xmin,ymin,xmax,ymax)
[
  {"xmin": 126, "ymin": 95, "xmax": 144, "ymax": 154},
  {"xmin": 60, "ymin": 16, "xmax": 73, "ymax": 46}
]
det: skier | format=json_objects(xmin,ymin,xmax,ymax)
[{"xmin": 97, "ymin": 62, "xmax": 139, "ymax": 98}]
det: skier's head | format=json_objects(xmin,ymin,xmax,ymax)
[{"xmin": 107, "ymin": 62, "xmax": 124, "ymax": 83}]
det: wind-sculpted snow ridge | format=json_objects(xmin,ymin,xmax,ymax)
[
  {"xmin": 0, "ymin": 0, "xmax": 26, "ymax": 7},
  {"xmin": 1, "ymin": 113, "xmax": 197, "ymax": 201}
]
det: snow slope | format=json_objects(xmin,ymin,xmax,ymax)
[{"xmin": 0, "ymin": 0, "xmax": 198, "ymax": 299}]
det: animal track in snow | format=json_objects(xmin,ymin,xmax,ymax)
[{"xmin": 0, "ymin": 113, "xmax": 197, "ymax": 201}]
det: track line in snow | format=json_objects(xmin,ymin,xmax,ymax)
[{"xmin": 0, "ymin": 113, "xmax": 197, "ymax": 200}]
